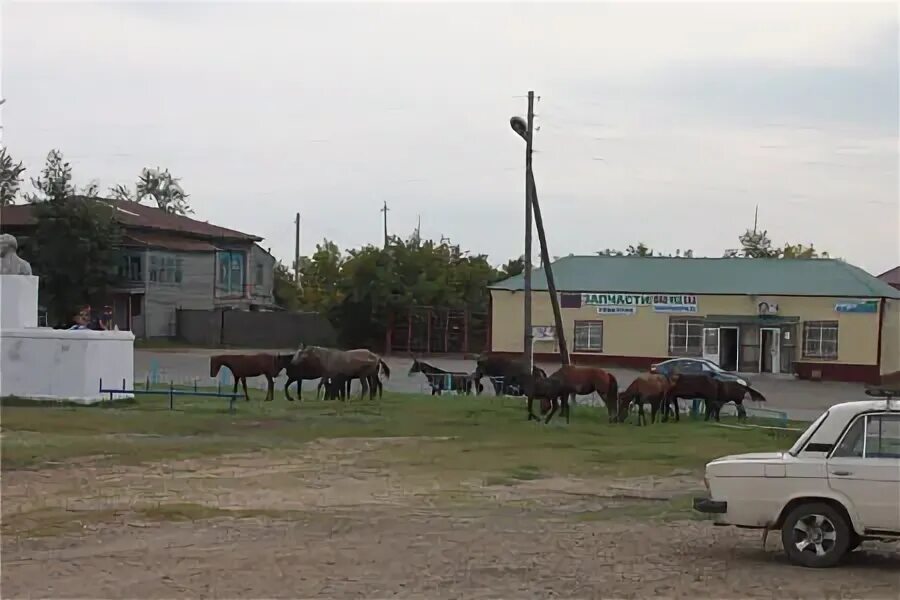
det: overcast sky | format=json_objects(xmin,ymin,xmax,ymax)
[{"xmin": 2, "ymin": 1, "xmax": 898, "ymax": 274}]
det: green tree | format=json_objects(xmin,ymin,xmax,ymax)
[
  {"xmin": 272, "ymin": 261, "xmax": 300, "ymax": 310},
  {"xmin": 497, "ymin": 256, "xmax": 525, "ymax": 279},
  {"xmin": 110, "ymin": 166, "xmax": 192, "ymax": 215},
  {"xmin": 22, "ymin": 150, "xmax": 121, "ymax": 325},
  {"xmin": 597, "ymin": 243, "xmax": 693, "ymax": 257},
  {"xmin": 724, "ymin": 229, "xmax": 828, "ymax": 259},
  {"xmin": 0, "ymin": 147, "xmax": 26, "ymax": 206}
]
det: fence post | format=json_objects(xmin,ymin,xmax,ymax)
[{"xmin": 169, "ymin": 382, "xmax": 174, "ymax": 411}]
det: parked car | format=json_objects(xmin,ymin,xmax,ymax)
[
  {"xmin": 650, "ymin": 357, "xmax": 750, "ymax": 387},
  {"xmin": 693, "ymin": 390, "xmax": 900, "ymax": 568}
]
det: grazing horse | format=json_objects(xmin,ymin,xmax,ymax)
[
  {"xmin": 291, "ymin": 346, "xmax": 390, "ymax": 402},
  {"xmin": 407, "ymin": 359, "xmax": 473, "ymax": 395},
  {"xmin": 528, "ymin": 365, "xmax": 619, "ymax": 424},
  {"xmin": 472, "ymin": 352, "xmax": 546, "ymax": 396},
  {"xmin": 665, "ymin": 374, "xmax": 765, "ymax": 422},
  {"xmin": 616, "ymin": 373, "xmax": 677, "ymax": 425},
  {"xmin": 210, "ymin": 353, "xmax": 280, "ymax": 402}
]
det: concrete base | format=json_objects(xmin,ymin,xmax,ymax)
[
  {"xmin": 0, "ymin": 328, "xmax": 135, "ymax": 404},
  {"xmin": 0, "ymin": 275, "xmax": 39, "ymax": 329}
]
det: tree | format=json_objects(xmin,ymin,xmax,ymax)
[
  {"xmin": 21, "ymin": 150, "xmax": 121, "ymax": 325},
  {"xmin": 724, "ymin": 229, "xmax": 828, "ymax": 259},
  {"xmin": 597, "ymin": 243, "xmax": 694, "ymax": 257},
  {"xmin": 110, "ymin": 166, "xmax": 192, "ymax": 215},
  {"xmin": 497, "ymin": 256, "xmax": 524, "ymax": 279},
  {"xmin": 0, "ymin": 147, "xmax": 26, "ymax": 206},
  {"xmin": 272, "ymin": 261, "xmax": 300, "ymax": 311}
]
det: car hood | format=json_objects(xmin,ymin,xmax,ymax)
[{"xmin": 711, "ymin": 452, "xmax": 785, "ymax": 463}]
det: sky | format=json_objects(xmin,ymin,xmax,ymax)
[{"xmin": 1, "ymin": 1, "xmax": 898, "ymax": 275}]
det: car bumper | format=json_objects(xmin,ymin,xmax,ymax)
[{"xmin": 693, "ymin": 497, "xmax": 728, "ymax": 514}]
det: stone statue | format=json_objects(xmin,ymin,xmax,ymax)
[{"xmin": 0, "ymin": 234, "xmax": 33, "ymax": 276}]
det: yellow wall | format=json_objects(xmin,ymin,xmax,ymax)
[
  {"xmin": 881, "ymin": 299, "xmax": 900, "ymax": 376},
  {"xmin": 491, "ymin": 290, "xmax": 883, "ymax": 366}
]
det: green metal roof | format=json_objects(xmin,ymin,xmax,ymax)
[{"xmin": 489, "ymin": 256, "xmax": 900, "ymax": 298}]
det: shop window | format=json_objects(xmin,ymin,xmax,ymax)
[
  {"xmin": 668, "ymin": 317, "xmax": 702, "ymax": 356},
  {"xmin": 803, "ymin": 321, "xmax": 838, "ymax": 359},
  {"xmin": 574, "ymin": 320, "xmax": 603, "ymax": 352}
]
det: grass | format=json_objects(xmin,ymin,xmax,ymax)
[{"xmin": 1, "ymin": 390, "xmax": 803, "ymax": 478}]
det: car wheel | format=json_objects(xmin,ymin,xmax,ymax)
[{"xmin": 781, "ymin": 503, "xmax": 851, "ymax": 568}]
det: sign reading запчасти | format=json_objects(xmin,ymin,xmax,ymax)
[{"xmin": 581, "ymin": 293, "xmax": 698, "ymax": 314}]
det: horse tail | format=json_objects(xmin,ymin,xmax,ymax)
[
  {"xmin": 379, "ymin": 359, "xmax": 391, "ymax": 380},
  {"xmin": 608, "ymin": 373, "xmax": 619, "ymax": 404}
]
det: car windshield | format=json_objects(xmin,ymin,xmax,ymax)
[{"xmin": 788, "ymin": 409, "xmax": 830, "ymax": 456}]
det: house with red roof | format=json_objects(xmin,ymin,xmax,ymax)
[{"xmin": 1, "ymin": 198, "xmax": 276, "ymax": 338}]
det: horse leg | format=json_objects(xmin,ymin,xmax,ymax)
[
  {"xmin": 736, "ymin": 400, "xmax": 747, "ymax": 421},
  {"xmin": 543, "ymin": 397, "xmax": 558, "ymax": 424},
  {"xmin": 241, "ymin": 377, "xmax": 251, "ymax": 403},
  {"xmin": 637, "ymin": 400, "xmax": 645, "ymax": 426},
  {"xmin": 265, "ymin": 375, "xmax": 274, "ymax": 402},
  {"xmin": 563, "ymin": 394, "xmax": 570, "ymax": 425},
  {"xmin": 233, "ymin": 378, "xmax": 243, "ymax": 401},
  {"xmin": 284, "ymin": 378, "xmax": 294, "ymax": 402},
  {"xmin": 527, "ymin": 394, "xmax": 537, "ymax": 421}
]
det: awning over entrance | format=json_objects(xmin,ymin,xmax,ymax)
[{"xmin": 704, "ymin": 315, "xmax": 800, "ymax": 327}]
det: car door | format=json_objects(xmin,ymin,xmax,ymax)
[{"xmin": 828, "ymin": 413, "xmax": 900, "ymax": 532}]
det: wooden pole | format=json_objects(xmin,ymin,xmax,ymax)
[
  {"xmin": 381, "ymin": 201, "xmax": 390, "ymax": 248},
  {"xmin": 529, "ymin": 170, "xmax": 570, "ymax": 365},
  {"xmin": 524, "ymin": 91, "xmax": 535, "ymax": 374},
  {"xmin": 294, "ymin": 212, "xmax": 301, "ymax": 288}
]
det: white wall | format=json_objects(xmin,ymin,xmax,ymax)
[
  {"xmin": 0, "ymin": 275, "xmax": 38, "ymax": 329},
  {"xmin": 0, "ymin": 328, "xmax": 135, "ymax": 404}
]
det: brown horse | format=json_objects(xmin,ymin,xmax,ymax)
[
  {"xmin": 210, "ymin": 353, "xmax": 280, "ymax": 402},
  {"xmin": 528, "ymin": 365, "xmax": 619, "ymax": 424},
  {"xmin": 616, "ymin": 373, "xmax": 677, "ymax": 425},
  {"xmin": 275, "ymin": 353, "xmax": 338, "ymax": 401},
  {"xmin": 291, "ymin": 346, "xmax": 390, "ymax": 402},
  {"xmin": 473, "ymin": 352, "xmax": 545, "ymax": 396}
]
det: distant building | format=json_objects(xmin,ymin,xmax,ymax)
[
  {"xmin": 1, "ymin": 198, "xmax": 276, "ymax": 338},
  {"xmin": 489, "ymin": 256, "xmax": 900, "ymax": 384},
  {"xmin": 878, "ymin": 266, "xmax": 900, "ymax": 291}
]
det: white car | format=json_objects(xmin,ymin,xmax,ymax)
[{"xmin": 694, "ymin": 392, "xmax": 900, "ymax": 568}]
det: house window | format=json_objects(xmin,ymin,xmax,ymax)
[
  {"xmin": 118, "ymin": 254, "xmax": 143, "ymax": 283},
  {"xmin": 255, "ymin": 263, "xmax": 264, "ymax": 286},
  {"xmin": 668, "ymin": 317, "xmax": 703, "ymax": 356},
  {"xmin": 148, "ymin": 254, "xmax": 183, "ymax": 285},
  {"xmin": 803, "ymin": 321, "xmax": 838, "ymax": 359},
  {"xmin": 217, "ymin": 250, "xmax": 245, "ymax": 295},
  {"xmin": 574, "ymin": 320, "xmax": 603, "ymax": 352}
]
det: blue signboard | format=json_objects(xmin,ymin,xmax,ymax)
[{"xmin": 834, "ymin": 300, "xmax": 878, "ymax": 313}]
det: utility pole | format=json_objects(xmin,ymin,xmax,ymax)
[
  {"xmin": 752, "ymin": 204, "xmax": 759, "ymax": 234},
  {"xmin": 380, "ymin": 200, "xmax": 390, "ymax": 248},
  {"xmin": 294, "ymin": 212, "xmax": 301, "ymax": 289},
  {"xmin": 523, "ymin": 91, "xmax": 535, "ymax": 375}
]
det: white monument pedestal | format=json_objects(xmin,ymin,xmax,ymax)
[
  {"xmin": 0, "ymin": 274, "xmax": 135, "ymax": 404},
  {"xmin": 0, "ymin": 275, "xmax": 38, "ymax": 328}
]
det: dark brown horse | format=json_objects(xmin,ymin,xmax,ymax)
[
  {"xmin": 472, "ymin": 352, "xmax": 546, "ymax": 396},
  {"xmin": 408, "ymin": 359, "xmax": 473, "ymax": 395},
  {"xmin": 616, "ymin": 373, "xmax": 676, "ymax": 425},
  {"xmin": 210, "ymin": 353, "xmax": 280, "ymax": 402},
  {"xmin": 275, "ymin": 353, "xmax": 337, "ymax": 401},
  {"xmin": 665, "ymin": 374, "xmax": 766, "ymax": 422},
  {"xmin": 528, "ymin": 365, "xmax": 619, "ymax": 424}
]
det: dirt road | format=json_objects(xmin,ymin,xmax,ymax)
[{"xmin": 3, "ymin": 438, "xmax": 898, "ymax": 598}]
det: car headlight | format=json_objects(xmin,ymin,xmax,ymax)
[{"xmin": 736, "ymin": 378, "xmax": 748, "ymax": 387}]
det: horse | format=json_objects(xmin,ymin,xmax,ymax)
[
  {"xmin": 210, "ymin": 353, "xmax": 280, "ymax": 402},
  {"xmin": 529, "ymin": 374, "xmax": 572, "ymax": 424},
  {"xmin": 291, "ymin": 346, "xmax": 390, "ymax": 402},
  {"xmin": 527, "ymin": 365, "xmax": 619, "ymax": 424},
  {"xmin": 473, "ymin": 352, "xmax": 546, "ymax": 396},
  {"xmin": 275, "ymin": 353, "xmax": 340, "ymax": 401},
  {"xmin": 407, "ymin": 359, "xmax": 473, "ymax": 395},
  {"xmin": 665, "ymin": 374, "xmax": 765, "ymax": 422},
  {"xmin": 616, "ymin": 373, "xmax": 677, "ymax": 425}
]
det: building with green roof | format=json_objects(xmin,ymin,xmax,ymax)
[{"xmin": 488, "ymin": 256, "xmax": 900, "ymax": 384}]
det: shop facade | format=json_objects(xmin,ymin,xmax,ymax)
[{"xmin": 489, "ymin": 257, "xmax": 900, "ymax": 384}]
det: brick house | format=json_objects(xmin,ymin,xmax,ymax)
[{"xmin": 1, "ymin": 198, "xmax": 277, "ymax": 338}]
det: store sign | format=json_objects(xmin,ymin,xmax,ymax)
[
  {"xmin": 597, "ymin": 306, "xmax": 636, "ymax": 315},
  {"xmin": 835, "ymin": 300, "xmax": 878, "ymax": 314},
  {"xmin": 581, "ymin": 293, "xmax": 698, "ymax": 314}
]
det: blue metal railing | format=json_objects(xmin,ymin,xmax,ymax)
[{"xmin": 98, "ymin": 378, "xmax": 242, "ymax": 413}]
